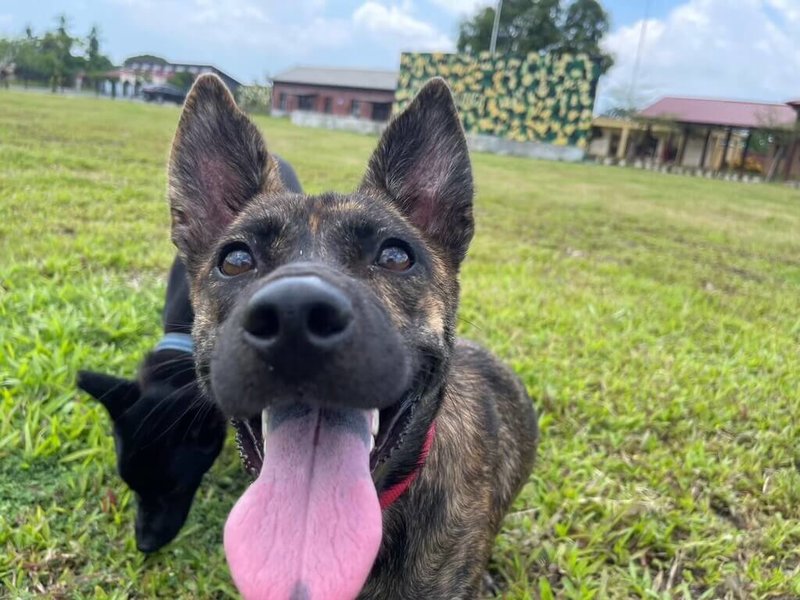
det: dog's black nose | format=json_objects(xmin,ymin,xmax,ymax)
[{"xmin": 243, "ymin": 276, "xmax": 353, "ymax": 357}]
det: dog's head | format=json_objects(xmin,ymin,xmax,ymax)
[
  {"xmin": 77, "ymin": 350, "xmax": 226, "ymax": 553},
  {"xmin": 169, "ymin": 74, "xmax": 473, "ymax": 599}
]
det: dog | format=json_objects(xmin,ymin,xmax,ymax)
[
  {"xmin": 165, "ymin": 73, "xmax": 539, "ymax": 599},
  {"xmin": 77, "ymin": 256, "xmax": 226, "ymax": 553},
  {"xmin": 77, "ymin": 159, "xmax": 304, "ymax": 554}
]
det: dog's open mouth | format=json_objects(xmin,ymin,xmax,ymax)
[
  {"xmin": 231, "ymin": 394, "xmax": 418, "ymax": 482},
  {"xmin": 224, "ymin": 396, "xmax": 418, "ymax": 600}
]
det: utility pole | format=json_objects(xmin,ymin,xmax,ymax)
[{"xmin": 489, "ymin": 0, "xmax": 503, "ymax": 55}]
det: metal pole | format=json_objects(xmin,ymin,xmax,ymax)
[
  {"xmin": 489, "ymin": 0, "xmax": 503, "ymax": 55},
  {"xmin": 629, "ymin": 0, "xmax": 652, "ymax": 106}
]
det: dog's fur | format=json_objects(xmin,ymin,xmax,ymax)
[{"xmin": 166, "ymin": 73, "xmax": 538, "ymax": 598}]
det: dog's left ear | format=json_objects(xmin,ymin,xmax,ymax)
[
  {"xmin": 77, "ymin": 370, "xmax": 140, "ymax": 421},
  {"xmin": 361, "ymin": 78, "xmax": 474, "ymax": 267},
  {"xmin": 168, "ymin": 74, "xmax": 285, "ymax": 274}
]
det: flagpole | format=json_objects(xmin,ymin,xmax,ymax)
[
  {"xmin": 629, "ymin": 0, "xmax": 652, "ymax": 105},
  {"xmin": 489, "ymin": 0, "xmax": 503, "ymax": 54}
]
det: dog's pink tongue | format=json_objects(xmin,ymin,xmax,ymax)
[{"xmin": 224, "ymin": 406, "xmax": 381, "ymax": 600}]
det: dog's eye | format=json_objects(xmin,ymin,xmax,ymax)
[
  {"xmin": 219, "ymin": 247, "xmax": 255, "ymax": 277},
  {"xmin": 376, "ymin": 242, "xmax": 413, "ymax": 272}
]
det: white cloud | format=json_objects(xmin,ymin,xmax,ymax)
[
  {"xmin": 353, "ymin": 2, "xmax": 453, "ymax": 50},
  {"xmin": 766, "ymin": 0, "xmax": 800, "ymax": 23},
  {"xmin": 428, "ymin": 0, "xmax": 493, "ymax": 15},
  {"xmin": 104, "ymin": 0, "xmax": 458, "ymax": 71},
  {"xmin": 189, "ymin": 0, "xmax": 271, "ymax": 27},
  {"xmin": 107, "ymin": 0, "xmax": 351, "ymax": 58},
  {"xmin": 598, "ymin": 0, "xmax": 800, "ymax": 112}
]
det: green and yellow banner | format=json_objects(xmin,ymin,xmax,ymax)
[{"xmin": 396, "ymin": 52, "xmax": 601, "ymax": 148}]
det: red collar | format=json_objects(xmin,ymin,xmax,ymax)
[{"xmin": 378, "ymin": 421, "xmax": 436, "ymax": 510}]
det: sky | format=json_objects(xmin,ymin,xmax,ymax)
[{"xmin": 1, "ymin": 0, "xmax": 799, "ymax": 112}]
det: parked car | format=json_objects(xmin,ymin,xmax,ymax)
[{"xmin": 141, "ymin": 83, "xmax": 186, "ymax": 104}]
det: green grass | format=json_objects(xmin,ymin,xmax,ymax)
[{"xmin": 2, "ymin": 90, "xmax": 800, "ymax": 599}]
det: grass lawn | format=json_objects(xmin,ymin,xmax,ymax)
[{"xmin": 2, "ymin": 90, "xmax": 800, "ymax": 599}]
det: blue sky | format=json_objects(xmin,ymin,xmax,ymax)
[{"xmin": 1, "ymin": 1, "xmax": 799, "ymax": 111}]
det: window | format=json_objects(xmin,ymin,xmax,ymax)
[
  {"xmin": 371, "ymin": 102, "xmax": 391, "ymax": 121},
  {"xmin": 351, "ymin": 100, "xmax": 361, "ymax": 118},
  {"xmin": 299, "ymin": 95, "xmax": 316, "ymax": 111},
  {"xmin": 323, "ymin": 97, "xmax": 333, "ymax": 114},
  {"xmin": 279, "ymin": 93, "xmax": 287, "ymax": 111}
]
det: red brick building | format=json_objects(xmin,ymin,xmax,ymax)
[{"xmin": 271, "ymin": 67, "xmax": 397, "ymax": 122}]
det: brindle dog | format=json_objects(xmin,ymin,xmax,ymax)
[{"xmin": 168, "ymin": 73, "xmax": 538, "ymax": 600}]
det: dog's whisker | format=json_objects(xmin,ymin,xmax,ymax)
[
  {"xmin": 180, "ymin": 400, "xmax": 214, "ymax": 445},
  {"xmin": 456, "ymin": 315, "xmax": 483, "ymax": 332},
  {"xmin": 125, "ymin": 395, "xmax": 216, "ymax": 456},
  {"xmin": 128, "ymin": 380, "xmax": 199, "ymax": 440}
]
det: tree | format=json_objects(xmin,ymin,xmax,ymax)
[
  {"xmin": 457, "ymin": 0, "xmax": 613, "ymax": 73},
  {"xmin": 599, "ymin": 81, "xmax": 656, "ymax": 118},
  {"xmin": 86, "ymin": 25, "xmax": 100, "ymax": 65},
  {"xmin": 457, "ymin": 7, "xmax": 495, "ymax": 55},
  {"xmin": 11, "ymin": 28, "xmax": 48, "ymax": 87},
  {"xmin": 36, "ymin": 15, "xmax": 82, "ymax": 91},
  {"xmin": 168, "ymin": 71, "xmax": 195, "ymax": 91},
  {"xmin": 0, "ymin": 16, "xmax": 114, "ymax": 91},
  {"xmin": 560, "ymin": 0, "xmax": 613, "ymax": 72},
  {"xmin": 124, "ymin": 54, "xmax": 167, "ymax": 67},
  {"xmin": 84, "ymin": 25, "xmax": 113, "ymax": 92},
  {"xmin": 458, "ymin": 0, "xmax": 562, "ymax": 56},
  {"xmin": 755, "ymin": 112, "xmax": 800, "ymax": 181},
  {"xmin": 0, "ymin": 38, "xmax": 14, "ymax": 88}
]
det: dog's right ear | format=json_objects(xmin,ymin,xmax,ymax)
[
  {"xmin": 77, "ymin": 370, "xmax": 140, "ymax": 421},
  {"xmin": 168, "ymin": 74, "xmax": 284, "ymax": 273}
]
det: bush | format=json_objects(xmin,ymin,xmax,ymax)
[
  {"xmin": 729, "ymin": 155, "xmax": 764, "ymax": 174},
  {"xmin": 237, "ymin": 85, "xmax": 271, "ymax": 115}
]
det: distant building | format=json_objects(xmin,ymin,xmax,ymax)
[
  {"xmin": 98, "ymin": 56, "xmax": 242, "ymax": 99},
  {"xmin": 271, "ymin": 66, "xmax": 398, "ymax": 122},
  {"xmin": 589, "ymin": 96, "xmax": 800, "ymax": 179}
]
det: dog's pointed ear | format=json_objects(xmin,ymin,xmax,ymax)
[
  {"xmin": 168, "ymin": 74, "xmax": 285, "ymax": 273},
  {"xmin": 360, "ymin": 78, "xmax": 474, "ymax": 267},
  {"xmin": 77, "ymin": 370, "xmax": 140, "ymax": 420}
]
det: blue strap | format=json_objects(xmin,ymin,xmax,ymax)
[{"xmin": 154, "ymin": 332, "xmax": 194, "ymax": 354}]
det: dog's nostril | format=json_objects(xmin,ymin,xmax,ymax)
[
  {"xmin": 245, "ymin": 305, "xmax": 280, "ymax": 339},
  {"xmin": 244, "ymin": 276, "xmax": 353, "ymax": 352},
  {"xmin": 307, "ymin": 302, "xmax": 351, "ymax": 338}
]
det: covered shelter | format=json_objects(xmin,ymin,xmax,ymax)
[
  {"xmin": 637, "ymin": 97, "xmax": 800, "ymax": 179},
  {"xmin": 589, "ymin": 97, "xmax": 800, "ymax": 180}
]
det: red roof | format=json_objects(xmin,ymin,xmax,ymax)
[{"xmin": 639, "ymin": 97, "xmax": 798, "ymax": 129}]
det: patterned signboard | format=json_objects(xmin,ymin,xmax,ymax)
[{"xmin": 395, "ymin": 52, "xmax": 602, "ymax": 148}]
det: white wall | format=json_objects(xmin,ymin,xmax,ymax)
[
  {"xmin": 588, "ymin": 132, "xmax": 611, "ymax": 157},
  {"xmin": 682, "ymin": 135, "xmax": 707, "ymax": 168}
]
